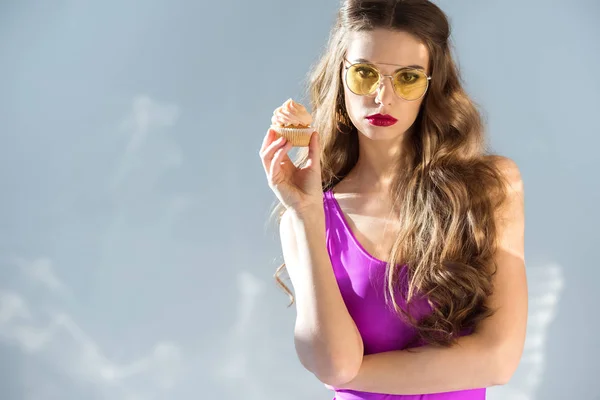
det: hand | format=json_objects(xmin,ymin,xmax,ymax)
[{"xmin": 259, "ymin": 128, "xmax": 322, "ymax": 214}]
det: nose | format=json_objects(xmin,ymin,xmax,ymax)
[{"xmin": 374, "ymin": 75, "xmax": 394, "ymax": 106}]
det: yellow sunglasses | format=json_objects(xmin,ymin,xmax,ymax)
[{"xmin": 343, "ymin": 58, "xmax": 432, "ymax": 101}]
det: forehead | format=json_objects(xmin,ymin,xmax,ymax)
[{"xmin": 345, "ymin": 28, "xmax": 430, "ymax": 70}]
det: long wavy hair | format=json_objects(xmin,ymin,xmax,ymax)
[{"xmin": 271, "ymin": 0, "xmax": 509, "ymax": 347}]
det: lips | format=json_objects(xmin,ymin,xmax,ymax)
[{"xmin": 366, "ymin": 113, "xmax": 398, "ymax": 127}]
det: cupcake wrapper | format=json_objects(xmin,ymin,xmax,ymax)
[{"xmin": 270, "ymin": 125, "xmax": 315, "ymax": 147}]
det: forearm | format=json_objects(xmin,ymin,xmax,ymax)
[
  {"xmin": 338, "ymin": 333, "xmax": 504, "ymax": 394},
  {"xmin": 288, "ymin": 208, "xmax": 364, "ymax": 386}
]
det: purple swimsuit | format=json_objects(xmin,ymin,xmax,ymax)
[{"xmin": 323, "ymin": 190, "xmax": 486, "ymax": 400}]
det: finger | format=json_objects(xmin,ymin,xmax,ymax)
[
  {"xmin": 261, "ymin": 136, "xmax": 288, "ymax": 173},
  {"xmin": 306, "ymin": 130, "xmax": 320, "ymax": 168},
  {"xmin": 261, "ymin": 135, "xmax": 286, "ymax": 167},
  {"xmin": 276, "ymin": 139, "xmax": 294, "ymax": 167},
  {"xmin": 260, "ymin": 130, "xmax": 284, "ymax": 162},
  {"xmin": 269, "ymin": 141, "xmax": 293, "ymax": 184},
  {"xmin": 259, "ymin": 129, "xmax": 277, "ymax": 155}
]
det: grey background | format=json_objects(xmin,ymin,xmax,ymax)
[{"xmin": 0, "ymin": 0, "xmax": 598, "ymax": 399}]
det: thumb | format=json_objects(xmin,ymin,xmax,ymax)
[{"xmin": 307, "ymin": 130, "xmax": 320, "ymax": 166}]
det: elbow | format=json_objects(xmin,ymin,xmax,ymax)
[
  {"xmin": 314, "ymin": 353, "xmax": 362, "ymax": 387},
  {"xmin": 493, "ymin": 367, "xmax": 515, "ymax": 386},
  {"xmin": 493, "ymin": 363, "xmax": 518, "ymax": 386},
  {"xmin": 294, "ymin": 337, "xmax": 362, "ymax": 387},
  {"xmin": 294, "ymin": 327, "xmax": 364, "ymax": 387},
  {"xmin": 489, "ymin": 340, "xmax": 523, "ymax": 386}
]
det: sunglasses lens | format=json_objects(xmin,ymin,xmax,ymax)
[
  {"xmin": 393, "ymin": 69, "xmax": 429, "ymax": 100},
  {"xmin": 346, "ymin": 64, "xmax": 380, "ymax": 95},
  {"xmin": 347, "ymin": 63, "xmax": 430, "ymax": 100}
]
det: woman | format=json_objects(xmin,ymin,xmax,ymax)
[{"xmin": 259, "ymin": 0, "xmax": 527, "ymax": 398}]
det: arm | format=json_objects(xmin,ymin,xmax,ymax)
[
  {"xmin": 336, "ymin": 157, "xmax": 528, "ymax": 394},
  {"xmin": 280, "ymin": 206, "xmax": 364, "ymax": 386}
]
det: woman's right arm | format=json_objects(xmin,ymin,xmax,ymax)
[
  {"xmin": 280, "ymin": 205, "xmax": 364, "ymax": 386},
  {"xmin": 260, "ymin": 101, "xmax": 363, "ymax": 386}
]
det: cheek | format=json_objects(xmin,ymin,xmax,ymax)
[
  {"xmin": 397, "ymin": 101, "xmax": 423, "ymax": 126},
  {"xmin": 343, "ymin": 89, "xmax": 370, "ymax": 125}
]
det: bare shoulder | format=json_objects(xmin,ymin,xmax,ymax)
[
  {"xmin": 488, "ymin": 155, "xmax": 524, "ymax": 195},
  {"xmin": 488, "ymin": 156, "xmax": 525, "ymax": 255}
]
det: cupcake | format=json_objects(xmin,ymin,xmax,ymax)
[{"xmin": 270, "ymin": 98, "xmax": 315, "ymax": 147}]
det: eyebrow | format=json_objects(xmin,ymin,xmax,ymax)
[{"xmin": 351, "ymin": 57, "xmax": 426, "ymax": 71}]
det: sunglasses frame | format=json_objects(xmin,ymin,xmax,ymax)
[{"xmin": 342, "ymin": 58, "xmax": 432, "ymax": 101}]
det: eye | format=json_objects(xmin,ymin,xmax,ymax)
[
  {"xmin": 398, "ymin": 70, "xmax": 421, "ymax": 84},
  {"xmin": 355, "ymin": 66, "xmax": 378, "ymax": 78}
]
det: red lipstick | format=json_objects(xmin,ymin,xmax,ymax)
[{"xmin": 365, "ymin": 113, "xmax": 398, "ymax": 127}]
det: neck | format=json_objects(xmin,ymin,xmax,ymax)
[{"xmin": 349, "ymin": 133, "xmax": 411, "ymax": 193}]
